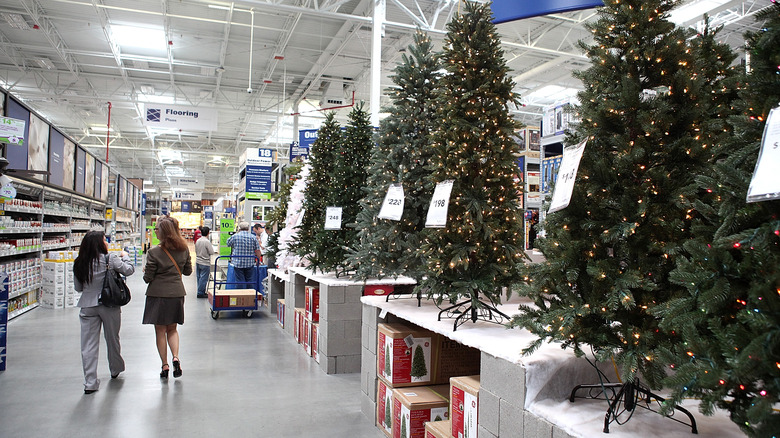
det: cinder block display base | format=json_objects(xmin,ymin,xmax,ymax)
[
  {"xmin": 266, "ymin": 268, "xmax": 286, "ymax": 314},
  {"xmin": 360, "ymin": 296, "xmax": 745, "ymax": 437}
]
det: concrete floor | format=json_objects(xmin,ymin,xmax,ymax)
[{"xmin": 0, "ymin": 254, "xmax": 384, "ymax": 438}]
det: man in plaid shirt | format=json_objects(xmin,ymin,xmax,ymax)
[{"xmin": 226, "ymin": 221, "xmax": 261, "ymax": 289}]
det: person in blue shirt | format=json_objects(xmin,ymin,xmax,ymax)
[{"xmin": 226, "ymin": 221, "xmax": 261, "ymax": 289}]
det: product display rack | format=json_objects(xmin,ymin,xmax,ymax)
[
  {"xmin": 0, "ymin": 177, "xmax": 107, "ymax": 320},
  {"xmin": 111, "ymin": 206, "xmax": 140, "ymax": 248}
]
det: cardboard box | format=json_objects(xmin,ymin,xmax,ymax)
[
  {"xmin": 294, "ymin": 308, "xmax": 304, "ymax": 344},
  {"xmin": 277, "ymin": 299, "xmax": 285, "ymax": 328},
  {"xmin": 213, "ymin": 288, "xmax": 256, "ymax": 307},
  {"xmin": 311, "ymin": 322, "xmax": 319, "ymax": 362},
  {"xmin": 450, "ymin": 375, "xmax": 480, "ymax": 438},
  {"xmin": 424, "ymin": 420, "xmax": 451, "ymax": 438},
  {"xmin": 364, "ymin": 285, "xmax": 394, "ymax": 296},
  {"xmin": 303, "ymin": 318, "xmax": 312, "ymax": 355},
  {"xmin": 376, "ymin": 376, "xmax": 394, "ymax": 437},
  {"xmin": 435, "ymin": 338, "xmax": 481, "ymax": 385},
  {"xmin": 305, "ymin": 285, "xmax": 319, "ymax": 322},
  {"xmin": 393, "ymin": 385, "xmax": 450, "ymax": 438},
  {"xmin": 378, "ymin": 323, "xmax": 436, "ymax": 387}
]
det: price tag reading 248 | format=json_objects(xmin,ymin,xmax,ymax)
[
  {"xmin": 377, "ymin": 184, "xmax": 405, "ymax": 221},
  {"xmin": 425, "ymin": 180, "xmax": 454, "ymax": 228},
  {"xmin": 324, "ymin": 206, "xmax": 343, "ymax": 230}
]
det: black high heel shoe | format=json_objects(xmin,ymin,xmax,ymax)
[
  {"xmin": 160, "ymin": 364, "xmax": 169, "ymax": 379},
  {"xmin": 172, "ymin": 357, "xmax": 182, "ymax": 378}
]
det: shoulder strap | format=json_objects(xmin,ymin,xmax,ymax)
[
  {"xmin": 161, "ymin": 246, "xmax": 182, "ymax": 277},
  {"xmin": 105, "ymin": 254, "xmax": 110, "ymax": 271}
]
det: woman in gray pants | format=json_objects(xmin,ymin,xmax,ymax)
[{"xmin": 73, "ymin": 230, "xmax": 135, "ymax": 394}]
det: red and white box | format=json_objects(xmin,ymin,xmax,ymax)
[
  {"xmin": 450, "ymin": 375, "xmax": 480, "ymax": 438},
  {"xmin": 305, "ymin": 285, "xmax": 319, "ymax": 322},
  {"xmin": 378, "ymin": 323, "xmax": 435, "ymax": 387},
  {"xmin": 376, "ymin": 377, "xmax": 394, "ymax": 437},
  {"xmin": 311, "ymin": 322, "xmax": 319, "ymax": 362},
  {"xmin": 424, "ymin": 419, "xmax": 450, "ymax": 438},
  {"xmin": 392, "ymin": 385, "xmax": 449, "ymax": 438},
  {"xmin": 303, "ymin": 318, "xmax": 312, "ymax": 355},
  {"xmin": 364, "ymin": 284, "xmax": 394, "ymax": 296},
  {"xmin": 294, "ymin": 308, "xmax": 304, "ymax": 343},
  {"xmin": 277, "ymin": 299, "xmax": 285, "ymax": 328}
]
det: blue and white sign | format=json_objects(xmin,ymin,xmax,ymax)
[
  {"xmin": 142, "ymin": 193, "xmax": 147, "ymax": 215},
  {"xmin": 204, "ymin": 205, "xmax": 214, "ymax": 220},
  {"xmin": 161, "ymin": 200, "xmax": 171, "ymax": 215},
  {"xmin": 173, "ymin": 191, "xmax": 201, "ymax": 200},
  {"xmin": 492, "ymin": 0, "xmax": 603, "ymax": 23},
  {"xmin": 142, "ymin": 104, "xmax": 218, "ymax": 132},
  {"xmin": 245, "ymin": 148, "xmax": 274, "ymax": 200},
  {"xmin": 289, "ymin": 141, "xmax": 310, "ymax": 162},
  {"xmin": 171, "ymin": 177, "xmax": 204, "ymax": 190},
  {"xmin": 299, "ymin": 129, "xmax": 319, "ymax": 149}
]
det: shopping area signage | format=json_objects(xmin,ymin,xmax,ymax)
[
  {"xmin": 0, "ymin": 116, "xmax": 26, "ymax": 145},
  {"xmin": 289, "ymin": 141, "xmax": 309, "ymax": 162},
  {"xmin": 491, "ymin": 0, "xmax": 603, "ymax": 23},
  {"xmin": 245, "ymin": 148, "xmax": 274, "ymax": 200},
  {"xmin": 173, "ymin": 191, "xmax": 201, "ymax": 200},
  {"xmin": 171, "ymin": 177, "xmax": 204, "ymax": 191},
  {"xmin": 142, "ymin": 104, "xmax": 218, "ymax": 132}
]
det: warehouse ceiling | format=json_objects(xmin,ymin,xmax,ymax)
[{"xmin": 0, "ymin": 0, "xmax": 769, "ymax": 197}]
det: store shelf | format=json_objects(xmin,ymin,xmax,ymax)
[
  {"xmin": 42, "ymin": 228, "xmax": 70, "ymax": 233},
  {"xmin": 9, "ymin": 283, "xmax": 42, "ymax": 300},
  {"xmin": 42, "ymin": 210, "xmax": 73, "ymax": 218},
  {"xmin": 8, "ymin": 302, "xmax": 39, "ymax": 320},
  {"xmin": 0, "ymin": 206, "xmax": 42, "ymax": 214},
  {"xmin": 0, "ymin": 227, "xmax": 43, "ymax": 234},
  {"xmin": 42, "ymin": 243, "xmax": 70, "ymax": 251},
  {"xmin": 0, "ymin": 247, "xmax": 43, "ymax": 258}
]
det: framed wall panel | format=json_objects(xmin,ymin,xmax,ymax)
[
  {"xmin": 27, "ymin": 113, "xmax": 49, "ymax": 181},
  {"xmin": 63, "ymin": 138, "xmax": 75, "ymax": 190},
  {"xmin": 94, "ymin": 161, "xmax": 102, "ymax": 199},
  {"xmin": 75, "ymin": 147, "xmax": 86, "ymax": 194},
  {"xmin": 101, "ymin": 165, "xmax": 109, "ymax": 201},
  {"xmin": 84, "ymin": 153, "xmax": 95, "ymax": 197},
  {"xmin": 48, "ymin": 129, "xmax": 65, "ymax": 187}
]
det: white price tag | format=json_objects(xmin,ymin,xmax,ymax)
[
  {"xmin": 425, "ymin": 180, "xmax": 454, "ymax": 228},
  {"xmin": 0, "ymin": 184, "xmax": 16, "ymax": 199},
  {"xmin": 324, "ymin": 206, "xmax": 342, "ymax": 230},
  {"xmin": 747, "ymin": 106, "xmax": 780, "ymax": 202},
  {"xmin": 548, "ymin": 140, "xmax": 587, "ymax": 213},
  {"xmin": 377, "ymin": 183, "xmax": 405, "ymax": 221}
]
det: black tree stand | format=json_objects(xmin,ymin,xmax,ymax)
[
  {"xmin": 384, "ymin": 284, "xmax": 422, "ymax": 306},
  {"xmin": 569, "ymin": 378, "xmax": 698, "ymax": 434},
  {"xmin": 437, "ymin": 296, "xmax": 510, "ymax": 331}
]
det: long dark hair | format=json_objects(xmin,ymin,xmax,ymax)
[
  {"xmin": 73, "ymin": 230, "xmax": 107, "ymax": 285},
  {"xmin": 156, "ymin": 217, "xmax": 188, "ymax": 251}
]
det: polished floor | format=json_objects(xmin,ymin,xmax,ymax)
[{"xmin": 0, "ymin": 255, "xmax": 384, "ymax": 438}]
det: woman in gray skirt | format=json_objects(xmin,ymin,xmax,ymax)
[{"xmin": 143, "ymin": 217, "xmax": 192, "ymax": 378}]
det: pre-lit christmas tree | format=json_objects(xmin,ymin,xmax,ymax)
[
  {"xmin": 291, "ymin": 113, "xmax": 341, "ymax": 267},
  {"xmin": 410, "ymin": 345, "xmax": 427, "ymax": 378},
  {"xmin": 348, "ymin": 32, "xmax": 440, "ymax": 280},
  {"xmin": 510, "ymin": 0, "xmax": 735, "ymax": 418},
  {"xmin": 659, "ymin": 4, "xmax": 780, "ymax": 435},
  {"xmin": 295, "ymin": 105, "xmax": 372, "ymax": 275},
  {"xmin": 418, "ymin": 1, "xmax": 525, "ymax": 325}
]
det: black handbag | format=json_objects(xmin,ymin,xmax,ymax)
[{"xmin": 100, "ymin": 254, "xmax": 131, "ymax": 307}]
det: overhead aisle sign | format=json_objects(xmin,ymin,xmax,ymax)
[
  {"xmin": 245, "ymin": 148, "xmax": 274, "ymax": 200},
  {"xmin": 142, "ymin": 104, "xmax": 218, "ymax": 132},
  {"xmin": 491, "ymin": 0, "xmax": 603, "ymax": 23}
]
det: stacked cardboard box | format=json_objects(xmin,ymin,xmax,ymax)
[
  {"xmin": 375, "ymin": 322, "xmax": 480, "ymax": 438},
  {"xmin": 424, "ymin": 419, "xmax": 451, "ymax": 438},
  {"xmin": 450, "ymin": 375, "xmax": 480, "ymax": 438},
  {"xmin": 310, "ymin": 322, "xmax": 319, "ymax": 363},
  {"xmin": 41, "ymin": 261, "xmax": 66, "ymax": 309},
  {"xmin": 294, "ymin": 308, "xmax": 304, "ymax": 344},
  {"xmin": 276, "ymin": 299, "xmax": 285, "ymax": 328},
  {"xmin": 305, "ymin": 285, "xmax": 319, "ymax": 321}
]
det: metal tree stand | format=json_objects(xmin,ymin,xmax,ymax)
[
  {"xmin": 436, "ymin": 295, "xmax": 510, "ymax": 331},
  {"xmin": 384, "ymin": 284, "xmax": 422, "ymax": 306},
  {"xmin": 569, "ymin": 377, "xmax": 698, "ymax": 434}
]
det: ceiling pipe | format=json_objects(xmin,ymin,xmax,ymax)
[
  {"xmin": 290, "ymin": 91, "xmax": 355, "ymax": 116},
  {"xmin": 106, "ymin": 101, "xmax": 112, "ymax": 162},
  {"xmin": 247, "ymin": 9, "xmax": 254, "ymax": 94}
]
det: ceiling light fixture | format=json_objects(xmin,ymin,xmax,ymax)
[
  {"xmin": 2, "ymin": 13, "xmax": 30, "ymax": 30},
  {"xmin": 36, "ymin": 58, "xmax": 55, "ymax": 70},
  {"xmin": 111, "ymin": 25, "xmax": 166, "ymax": 51}
]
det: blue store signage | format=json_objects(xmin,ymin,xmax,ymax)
[
  {"xmin": 492, "ymin": 0, "xmax": 603, "ymax": 23},
  {"xmin": 245, "ymin": 148, "xmax": 274, "ymax": 200}
]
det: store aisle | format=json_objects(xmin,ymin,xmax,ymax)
[{"xmin": 0, "ymin": 258, "xmax": 383, "ymax": 438}]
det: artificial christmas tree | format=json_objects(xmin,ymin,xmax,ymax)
[
  {"xmin": 510, "ymin": 0, "xmax": 735, "ymax": 432},
  {"xmin": 348, "ymin": 32, "xmax": 440, "ymax": 281},
  {"xmin": 417, "ymin": 0, "xmax": 525, "ymax": 328},
  {"xmin": 291, "ymin": 113, "xmax": 341, "ymax": 267},
  {"xmin": 294, "ymin": 105, "xmax": 373, "ymax": 275},
  {"xmin": 410, "ymin": 345, "xmax": 427, "ymax": 379},
  {"xmin": 265, "ymin": 161, "xmax": 304, "ymax": 266},
  {"xmin": 659, "ymin": 4, "xmax": 780, "ymax": 436},
  {"xmin": 401, "ymin": 415, "xmax": 407, "ymax": 438},
  {"xmin": 385, "ymin": 402, "xmax": 392, "ymax": 428},
  {"xmin": 385, "ymin": 345, "xmax": 391, "ymax": 377}
]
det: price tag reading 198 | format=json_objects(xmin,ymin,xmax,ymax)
[
  {"xmin": 324, "ymin": 206, "xmax": 343, "ymax": 230},
  {"xmin": 377, "ymin": 184, "xmax": 405, "ymax": 221},
  {"xmin": 425, "ymin": 180, "xmax": 454, "ymax": 228}
]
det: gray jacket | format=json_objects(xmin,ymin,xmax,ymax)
[{"xmin": 74, "ymin": 253, "xmax": 135, "ymax": 308}]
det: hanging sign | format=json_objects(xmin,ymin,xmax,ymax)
[
  {"xmin": 289, "ymin": 141, "xmax": 310, "ymax": 162},
  {"xmin": 324, "ymin": 207, "xmax": 342, "ymax": 230},
  {"xmin": 747, "ymin": 106, "xmax": 780, "ymax": 202},
  {"xmin": 142, "ymin": 104, "xmax": 218, "ymax": 132},
  {"xmin": 492, "ymin": 0, "xmax": 603, "ymax": 23},
  {"xmin": 245, "ymin": 148, "xmax": 274, "ymax": 200},
  {"xmin": 0, "ymin": 117, "xmax": 26, "ymax": 145},
  {"xmin": 548, "ymin": 139, "xmax": 587, "ymax": 213},
  {"xmin": 377, "ymin": 184, "xmax": 405, "ymax": 221},
  {"xmin": 173, "ymin": 191, "xmax": 202, "ymax": 200},
  {"xmin": 425, "ymin": 180, "xmax": 454, "ymax": 228}
]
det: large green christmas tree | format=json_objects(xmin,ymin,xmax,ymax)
[
  {"xmin": 510, "ymin": 0, "xmax": 734, "ymax": 394},
  {"xmin": 348, "ymin": 32, "xmax": 440, "ymax": 281},
  {"xmin": 659, "ymin": 4, "xmax": 780, "ymax": 435},
  {"xmin": 292, "ymin": 112, "xmax": 341, "ymax": 264},
  {"xmin": 417, "ymin": 1, "xmax": 525, "ymax": 321}
]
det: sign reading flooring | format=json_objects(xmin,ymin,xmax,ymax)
[{"xmin": 142, "ymin": 104, "xmax": 218, "ymax": 132}]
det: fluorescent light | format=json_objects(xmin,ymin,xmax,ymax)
[
  {"xmin": 143, "ymin": 187, "xmax": 156, "ymax": 193},
  {"xmin": 111, "ymin": 25, "xmax": 165, "ymax": 51},
  {"xmin": 669, "ymin": 0, "xmax": 730, "ymax": 26},
  {"xmin": 143, "ymin": 180, "xmax": 154, "ymax": 186},
  {"xmin": 90, "ymin": 126, "xmax": 114, "ymax": 133},
  {"xmin": 36, "ymin": 58, "xmax": 55, "ymax": 70},
  {"xmin": 2, "ymin": 13, "xmax": 30, "ymax": 30},
  {"xmin": 208, "ymin": 5, "xmax": 231, "ymax": 11},
  {"xmin": 523, "ymin": 85, "xmax": 580, "ymax": 104}
]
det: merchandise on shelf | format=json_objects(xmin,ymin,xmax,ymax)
[
  {"xmin": 40, "ymin": 260, "xmax": 77, "ymax": 310},
  {"xmin": 0, "ymin": 199, "xmax": 43, "ymax": 213},
  {"xmin": 377, "ymin": 377, "xmax": 394, "ymax": 437},
  {"xmin": 310, "ymin": 321, "xmax": 319, "ymax": 363},
  {"xmin": 392, "ymin": 385, "xmax": 450, "ymax": 438},
  {"xmin": 0, "ymin": 238, "xmax": 42, "ymax": 255},
  {"xmin": 424, "ymin": 419, "xmax": 450, "ymax": 438},
  {"xmin": 450, "ymin": 375, "xmax": 480, "ymax": 438},
  {"xmin": 0, "ymin": 258, "xmax": 42, "ymax": 300},
  {"xmin": 276, "ymin": 298, "xmax": 285, "ymax": 328},
  {"xmin": 305, "ymin": 285, "xmax": 319, "ymax": 322}
]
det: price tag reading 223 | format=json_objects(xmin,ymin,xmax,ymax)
[
  {"xmin": 377, "ymin": 184, "xmax": 405, "ymax": 221},
  {"xmin": 324, "ymin": 206, "xmax": 343, "ymax": 230},
  {"xmin": 425, "ymin": 180, "xmax": 454, "ymax": 228}
]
